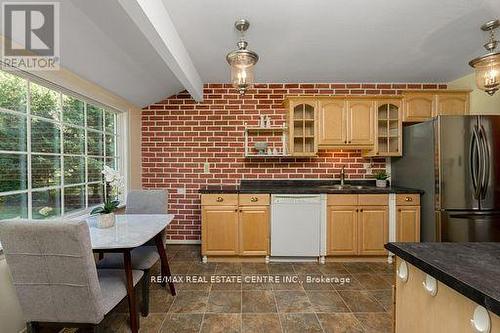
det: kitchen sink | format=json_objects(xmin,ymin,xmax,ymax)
[{"xmin": 318, "ymin": 184, "xmax": 368, "ymax": 190}]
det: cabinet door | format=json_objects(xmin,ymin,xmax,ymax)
[
  {"xmin": 436, "ymin": 93, "xmax": 469, "ymax": 115},
  {"xmin": 358, "ymin": 206, "xmax": 388, "ymax": 255},
  {"xmin": 239, "ymin": 206, "xmax": 269, "ymax": 255},
  {"xmin": 318, "ymin": 99, "xmax": 346, "ymax": 146},
  {"xmin": 202, "ymin": 206, "xmax": 239, "ymax": 255},
  {"xmin": 404, "ymin": 93, "xmax": 435, "ymax": 122},
  {"xmin": 327, "ymin": 206, "xmax": 358, "ymax": 255},
  {"xmin": 347, "ymin": 100, "xmax": 374, "ymax": 145},
  {"xmin": 396, "ymin": 206, "xmax": 420, "ymax": 242},
  {"xmin": 288, "ymin": 100, "xmax": 318, "ymax": 156}
]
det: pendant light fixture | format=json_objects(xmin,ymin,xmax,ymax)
[
  {"xmin": 469, "ymin": 19, "xmax": 500, "ymax": 96},
  {"xmin": 226, "ymin": 19, "xmax": 259, "ymax": 95}
]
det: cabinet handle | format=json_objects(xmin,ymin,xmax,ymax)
[
  {"xmin": 360, "ymin": 209, "xmax": 364, "ymax": 212},
  {"xmin": 250, "ymin": 197, "xmax": 259, "ymax": 202},
  {"xmin": 398, "ymin": 209, "xmax": 402, "ymax": 212},
  {"xmin": 404, "ymin": 197, "xmax": 413, "ymax": 202},
  {"xmin": 344, "ymin": 140, "xmax": 347, "ymax": 144},
  {"xmin": 235, "ymin": 209, "xmax": 238, "ymax": 212},
  {"xmin": 356, "ymin": 209, "xmax": 359, "ymax": 212},
  {"xmin": 216, "ymin": 197, "xmax": 224, "ymax": 202}
]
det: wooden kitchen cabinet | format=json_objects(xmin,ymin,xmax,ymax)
[
  {"xmin": 327, "ymin": 206, "xmax": 358, "ymax": 255},
  {"xmin": 239, "ymin": 205, "xmax": 269, "ymax": 256},
  {"xmin": 202, "ymin": 205, "xmax": 239, "ymax": 255},
  {"xmin": 286, "ymin": 98, "xmax": 318, "ymax": 156},
  {"xmin": 327, "ymin": 194, "xmax": 389, "ymax": 256},
  {"xmin": 318, "ymin": 99, "xmax": 346, "ymax": 146},
  {"xmin": 395, "ymin": 258, "xmax": 500, "ymax": 333},
  {"xmin": 347, "ymin": 99, "xmax": 375, "ymax": 146},
  {"xmin": 402, "ymin": 90, "xmax": 470, "ymax": 122},
  {"xmin": 358, "ymin": 206, "xmax": 388, "ymax": 255},
  {"xmin": 403, "ymin": 92, "xmax": 435, "ymax": 122},
  {"xmin": 396, "ymin": 194, "xmax": 421, "ymax": 242},
  {"xmin": 201, "ymin": 193, "xmax": 270, "ymax": 258},
  {"xmin": 363, "ymin": 100, "xmax": 402, "ymax": 157},
  {"xmin": 436, "ymin": 92, "xmax": 469, "ymax": 115}
]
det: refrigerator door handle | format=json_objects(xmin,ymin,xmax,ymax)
[
  {"xmin": 470, "ymin": 126, "xmax": 482, "ymax": 200},
  {"xmin": 478, "ymin": 125, "xmax": 490, "ymax": 200}
]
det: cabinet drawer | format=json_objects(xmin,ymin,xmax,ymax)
[
  {"xmin": 358, "ymin": 194, "xmax": 388, "ymax": 206},
  {"xmin": 327, "ymin": 194, "xmax": 358, "ymax": 206},
  {"xmin": 396, "ymin": 194, "xmax": 420, "ymax": 206},
  {"xmin": 201, "ymin": 194, "xmax": 238, "ymax": 206},
  {"xmin": 239, "ymin": 194, "xmax": 270, "ymax": 206}
]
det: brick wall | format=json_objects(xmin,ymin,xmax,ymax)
[{"xmin": 142, "ymin": 83, "xmax": 447, "ymax": 241}]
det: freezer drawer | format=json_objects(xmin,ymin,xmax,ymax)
[{"xmin": 440, "ymin": 210, "xmax": 500, "ymax": 242}]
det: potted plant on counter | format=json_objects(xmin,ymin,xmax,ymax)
[
  {"xmin": 90, "ymin": 166, "xmax": 124, "ymax": 228},
  {"xmin": 374, "ymin": 170, "xmax": 390, "ymax": 188}
]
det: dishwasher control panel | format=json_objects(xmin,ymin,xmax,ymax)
[{"xmin": 272, "ymin": 195, "xmax": 322, "ymax": 205}]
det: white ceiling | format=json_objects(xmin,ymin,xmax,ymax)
[
  {"xmin": 4, "ymin": 0, "xmax": 500, "ymax": 106},
  {"xmin": 164, "ymin": 0, "xmax": 500, "ymax": 83}
]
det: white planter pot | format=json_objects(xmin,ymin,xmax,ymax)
[
  {"xmin": 96, "ymin": 213, "xmax": 115, "ymax": 229},
  {"xmin": 376, "ymin": 179, "xmax": 388, "ymax": 188}
]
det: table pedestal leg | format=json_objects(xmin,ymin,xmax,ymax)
[
  {"xmin": 124, "ymin": 250, "xmax": 139, "ymax": 332},
  {"xmin": 154, "ymin": 234, "xmax": 176, "ymax": 296}
]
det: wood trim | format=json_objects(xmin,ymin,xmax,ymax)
[
  {"xmin": 358, "ymin": 194, "xmax": 389, "ymax": 206},
  {"xmin": 327, "ymin": 194, "xmax": 358, "ymax": 206}
]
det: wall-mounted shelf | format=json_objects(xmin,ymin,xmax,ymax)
[{"xmin": 244, "ymin": 123, "xmax": 288, "ymax": 158}]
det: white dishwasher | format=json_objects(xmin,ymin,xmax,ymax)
[{"xmin": 270, "ymin": 194, "xmax": 327, "ymax": 261}]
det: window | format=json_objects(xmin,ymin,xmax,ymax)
[{"xmin": 0, "ymin": 71, "xmax": 122, "ymax": 220}]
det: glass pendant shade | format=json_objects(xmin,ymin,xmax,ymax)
[
  {"xmin": 227, "ymin": 50, "xmax": 258, "ymax": 94},
  {"xmin": 469, "ymin": 52, "xmax": 500, "ymax": 96},
  {"xmin": 226, "ymin": 19, "xmax": 259, "ymax": 95}
]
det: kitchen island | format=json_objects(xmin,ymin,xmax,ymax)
[{"xmin": 386, "ymin": 242, "xmax": 500, "ymax": 333}]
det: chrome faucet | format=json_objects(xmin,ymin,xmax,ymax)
[{"xmin": 340, "ymin": 165, "xmax": 346, "ymax": 186}]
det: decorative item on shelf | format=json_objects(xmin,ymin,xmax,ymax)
[
  {"xmin": 254, "ymin": 141, "xmax": 268, "ymax": 155},
  {"xmin": 226, "ymin": 19, "xmax": 259, "ymax": 95},
  {"xmin": 90, "ymin": 166, "xmax": 124, "ymax": 229},
  {"xmin": 259, "ymin": 115, "xmax": 265, "ymax": 128},
  {"xmin": 374, "ymin": 170, "xmax": 390, "ymax": 188},
  {"xmin": 469, "ymin": 19, "xmax": 500, "ymax": 96},
  {"xmin": 273, "ymin": 147, "xmax": 278, "ymax": 155},
  {"xmin": 265, "ymin": 116, "xmax": 271, "ymax": 128},
  {"xmin": 267, "ymin": 147, "xmax": 272, "ymax": 155}
]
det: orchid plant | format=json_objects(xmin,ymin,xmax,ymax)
[{"xmin": 90, "ymin": 166, "xmax": 124, "ymax": 215}]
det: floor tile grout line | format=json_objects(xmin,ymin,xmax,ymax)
[{"xmin": 271, "ymin": 286, "xmax": 285, "ymax": 332}]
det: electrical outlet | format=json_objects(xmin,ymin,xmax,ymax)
[
  {"xmin": 203, "ymin": 162, "xmax": 210, "ymax": 174},
  {"xmin": 178, "ymin": 188, "xmax": 186, "ymax": 195}
]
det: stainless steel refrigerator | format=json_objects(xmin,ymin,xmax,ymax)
[{"xmin": 392, "ymin": 115, "xmax": 500, "ymax": 242}]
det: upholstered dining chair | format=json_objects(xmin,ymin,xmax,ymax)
[
  {"xmin": 0, "ymin": 220, "xmax": 144, "ymax": 333},
  {"xmin": 97, "ymin": 189, "xmax": 175, "ymax": 316}
]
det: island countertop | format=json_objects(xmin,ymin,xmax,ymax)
[
  {"xmin": 385, "ymin": 242, "xmax": 500, "ymax": 316},
  {"xmin": 199, "ymin": 180, "xmax": 423, "ymax": 194}
]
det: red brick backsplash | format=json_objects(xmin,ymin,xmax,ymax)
[{"xmin": 142, "ymin": 83, "xmax": 447, "ymax": 241}]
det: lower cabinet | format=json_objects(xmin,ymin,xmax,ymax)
[
  {"xmin": 396, "ymin": 194, "xmax": 421, "ymax": 242},
  {"xmin": 327, "ymin": 206, "xmax": 358, "ymax": 255},
  {"xmin": 201, "ymin": 205, "xmax": 239, "ymax": 255},
  {"xmin": 327, "ymin": 195, "xmax": 389, "ymax": 256},
  {"xmin": 239, "ymin": 205, "xmax": 269, "ymax": 255},
  {"xmin": 358, "ymin": 206, "xmax": 388, "ymax": 255},
  {"xmin": 201, "ymin": 194, "xmax": 269, "ymax": 257},
  {"xmin": 395, "ymin": 258, "xmax": 500, "ymax": 333}
]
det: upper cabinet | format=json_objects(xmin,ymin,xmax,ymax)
[
  {"xmin": 402, "ymin": 90, "xmax": 470, "ymax": 123},
  {"xmin": 363, "ymin": 99, "xmax": 402, "ymax": 157},
  {"xmin": 318, "ymin": 99, "xmax": 346, "ymax": 146},
  {"xmin": 286, "ymin": 98, "xmax": 318, "ymax": 156},
  {"xmin": 347, "ymin": 100, "xmax": 375, "ymax": 146},
  {"xmin": 317, "ymin": 98, "xmax": 374, "ymax": 148},
  {"xmin": 436, "ymin": 93, "xmax": 469, "ymax": 115}
]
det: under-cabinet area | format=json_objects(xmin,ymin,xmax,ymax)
[{"xmin": 200, "ymin": 187, "xmax": 421, "ymax": 262}]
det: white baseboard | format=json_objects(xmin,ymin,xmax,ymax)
[{"xmin": 166, "ymin": 240, "xmax": 201, "ymax": 244}]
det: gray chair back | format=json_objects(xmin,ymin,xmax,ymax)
[
  {"xmin": 125, "ymin": 190, "xmax": 168, "ymax": 214},
  {"xmin": 126, "ymin": 190, "xmax": 169, "ymax": 245},
  {"xmin": 0, "ymin": 220, "xmax": 105, "ymax": 324}
]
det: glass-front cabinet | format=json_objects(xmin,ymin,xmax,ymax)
[
  {"xmin": 286, "ymin": 99, "xmax": 318, "ymax": 156},
  {"xmin": 363, "ymin": 99, "xmax": 402, "ymax": 157}
]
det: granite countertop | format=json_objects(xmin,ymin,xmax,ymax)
[
  {"xmin": 199, "ymin": 180, "xmax": 424, "ymax": 194},
  {"xmin": 385, "ymin": 242, "xmax": 500, "ymax": 316}
]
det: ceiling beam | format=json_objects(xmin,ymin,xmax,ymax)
[{"xmin": 117, "ymin": 0, "xmax": 204, "ymax": 102}]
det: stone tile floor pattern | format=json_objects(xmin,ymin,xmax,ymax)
[{"xmin": 70, "ymin": 245, "xmax": 395, "ymax": 333}]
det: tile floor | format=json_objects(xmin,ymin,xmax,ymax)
[{"xmin": 97, "ymin": 245, "xmax": 394, "ymax": 332}]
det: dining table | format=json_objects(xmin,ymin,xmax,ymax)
[{"xmin": 87, "ymin": 214, "xmax": 176, "ymax": 333}]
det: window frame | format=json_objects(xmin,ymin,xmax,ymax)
[{"xmin": 0, "ymin": 70, "xmax": 126, "ymax": 220}]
